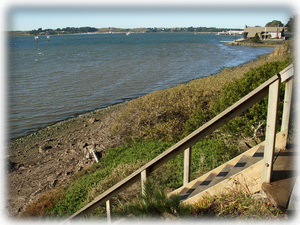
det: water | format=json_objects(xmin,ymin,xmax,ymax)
[{"xmin": 8, "ymin": 33, "xmax": 273, "ymax": 140}]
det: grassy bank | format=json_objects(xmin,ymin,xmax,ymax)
[{"xmin": 20, "ymin": 41, "xmax": 293, "ymax": 218}]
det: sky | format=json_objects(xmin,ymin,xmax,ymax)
[{"xmin": 6, "ymin": 4, "xmax": 295, "ymax": 31}]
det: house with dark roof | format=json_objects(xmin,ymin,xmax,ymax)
[{"xmin": 243, "ymin": 26, "xmax": 285, "ymax": 40}]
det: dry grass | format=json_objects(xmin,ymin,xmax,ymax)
[
  {"xmin": 191, "ymin": 190, "xmax": 285, "ymax": 219},
  {"xmin": 83, "ymin": 161, "xmax": 146, "ymax": 206},
  {"xmin": 23, "ymin": 189, "xmax": 65, "ymax": 217}
]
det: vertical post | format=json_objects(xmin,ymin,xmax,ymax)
[
  {"xmin": 281, "ymin": 78, "xmax": 293, "ymax": 133},
  {"xmin": 106, "ymin": 200, "xmax": 112, "ymax": 224},
  {"xmin": 183, "ymin": 147, "xmax": 191, "ymax": 185},
  {"xmin": 141, "ymin": 169, "xmax": 149, "ymax": 196},
  {"xmin": 262, "ymin": 78, "xmax": 280, "ymax": 184}
]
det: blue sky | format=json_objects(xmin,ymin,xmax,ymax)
[{"xmin": 7, "ymin": 5, "xmax": 293, "ymax": 31}]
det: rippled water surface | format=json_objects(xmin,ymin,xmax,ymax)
[{"xmin": 8, "ymin": 33, "xmax": 273, "ymax": 140}]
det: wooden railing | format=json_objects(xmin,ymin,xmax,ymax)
[{"xmin": 67, "ymin": 64, "xmax": 294, "ymax": 221}]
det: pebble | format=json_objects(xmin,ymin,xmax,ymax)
[{"xmin": 39, "ymin": 145, "xmax": 52, "ymax": 153}]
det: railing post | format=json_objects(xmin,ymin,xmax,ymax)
[
  {"xmin": 262, "ymin": 77, "xmax": 280, "ymax": 184},
  {"xmin": 141, "ymin": 169, "xmax": 149, "ymax": 196},
  {"xmin": 106, "ymin": 200, "xmax": 112, "ymax": 223},
  {"xmin": 281, "ymin": 78, "xmax": 293, "ymax": 134},
  {"xmin": 183, "ymin": 147, "xmax": 191, "ymax": 185}
]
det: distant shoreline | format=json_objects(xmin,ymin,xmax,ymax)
[
  {"xmin": 7, "ymin": 26, "xmax": 243, "ymax": 37},
  {"xmin": 7, "ymin": 31, "xmax": 221, "ymax": 37},
  {"xmin": 226, "ymin": 39, "xmax": 283, "ymax": 47}
]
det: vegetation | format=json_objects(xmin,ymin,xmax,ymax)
[
  {"xmin": 114, "ymin": 181, "xmax": 285, "ymax": 220},
  {"xmin": 10, "ymin": 26, "xmax": 242, "ymax": 36},
  {"xmin": 29, "ymin": 26, "xmax": 98, "ymax": 35},
  {"xmin": 265, "ymin": 20, "xmax": 284, "ymax": 27},
  {"xmin": 251, "ymin": 33, "xmax": 263, "ymax": 43},
  {"xmin": 285, "ymin": 16, "xmax": 296, "ymax": 32},
  {"xmin": 147, "ymin": 26, "xmax": 242, "ymax": 33},
  {"xmin": 115, "ymin": 181, "xmax": 191, "ymax": 219},
  {"xmin": 23, "ymin": 42, "xmax": 293, "ymax": 219}
]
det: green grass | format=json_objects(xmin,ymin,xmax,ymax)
[
  {"xmin": 112, "ymin": 180, "xmax": 285, "ymax": 220},
  {"xmin": 24, "ymin": 137, "xmax": 238, "ymax": 217}
]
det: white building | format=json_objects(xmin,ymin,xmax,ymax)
[{"xmin": 243, "ymin": 26, "xmax": 285, "ymax": 40}]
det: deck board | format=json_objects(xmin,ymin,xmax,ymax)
[{"xmin": 262, "ymin": 148, "xmax": 296, "ymax": 209}]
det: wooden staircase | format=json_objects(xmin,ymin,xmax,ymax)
[
  {"xmin": 65, "ymin": 64, "xmax": 294, "ymax": 221},
  {"xmin": 171, "ymin": 130, "xmax": 287, "ymax": 204}
]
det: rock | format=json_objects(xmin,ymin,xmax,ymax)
[
  {"xmin": 86, "ymin": 152, "xmax": 91, "ymax": 159},
  {"xmin": 88, "ymin": 118, "xmax": 96, "ymax": 124},
  {"xmin": 77, "ymin": 166, "xmax": 83, "ymax": 172},
  {"xmin": 78, "ymin": 142, "xmax": 88, "ymax": 149},
  {"xmin": 94, "ymin": 151, "xmax": 102, "ymax": 159},
  {"xmin": 82, "ymin": 143, "xmax": 88, "ymax": 148},
  {"xmin": 39, "ymin": 145, "xmax": 52, "ymax": 153},
  {"xmin": 51, "ymin": 179, "xmax": 58, "ymax": 188},
  {"xmin": 7, "ymin": 158, "xmax": 17, "ymax": 172}
]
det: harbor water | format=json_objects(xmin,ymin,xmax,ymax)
[{"xmin": 8, "ymin": 33, "xmax": 273, "ymax": 140}]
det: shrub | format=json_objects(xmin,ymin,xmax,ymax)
[
  {"xmin": 115, "ymin": 180, "xmax": 191, "ymax": 219},
  {"xmin": 251, "ymin": 33, "xmax": 263, "ymax": 43},
  {"xmin": 184, "ymin": 57, "xmax": 293, "ymax": 141}
]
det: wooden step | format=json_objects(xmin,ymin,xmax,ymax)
[
  {"xmin": 208, "ymin": 164, "xmax": 233, "ymax": 187},
  {"xmin": 187, "ymin": 163, "xmax": 236, "ymax": 199},
  {"xmin": 178, "ymin": 181, "xmax": 201, "ymax": 200},
  {"xmin": 188, "ymin": 172, "xmax": 218, "ymax": 198},
  {"xmin": 170, "ymin": 131, "xmax": 288, "ymax": 204},
  {"xmin": 179, "ymin": 146, "xmax": 265, "ymax": 201},
  {"xmin": 225, "ymin": 155, "xmax": 251, "ymax": 178},
  {"xmin": 244, "ymin": 145, "xmax": 264, "ymax": 166}
]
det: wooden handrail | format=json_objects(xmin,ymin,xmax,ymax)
[{"xmin": 67, "ymin": 64, "xmax": 294, "ymax": 220}]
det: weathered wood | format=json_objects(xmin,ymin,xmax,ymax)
[
  {"xmin": 106, "ymin": 200, "xmax": 112, "ymax": 223},
  {"xmin": 262, "ymin": 78, "xmax": 280, "ymax": 184},
  {"xmin": 171, "ymin": 130, "xmax": 287, "ymax": 196},
  {"xmin": 90, "ymin": 148, "xmax": 99, "ymax": 163},
  {"xmin": 141, "ymin": 169, "xmax": 149, "ymax": 196},
  {"xmin": 184, "ymin": 160, "xmax": 264, "ymax": 205},
  {"xmin": 262, "ymin": 148, "xmax": 296, "ymax": 209},
  {"xmin": 280, "ymin": 64, "xmax": 294, "ymax": 82},
  {"xmin": 183, "ymin": 147, "xmax": 191, "ymax": 185},
  {"xmin": 281, "ymin": 78, "xmax": 293, "ymax": 134}
]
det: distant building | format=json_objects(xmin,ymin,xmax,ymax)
[{"xmin": 243, "ymin": 26, "xmax": 285, "ymax": 40}]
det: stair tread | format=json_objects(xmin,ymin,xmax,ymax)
[
  {"xmin": 188, "ymin": 172, "xmax": 218, "ymax": 198},
  {"xmin": 178, "ymin": 181, "xmax": 201, "ymax": 200},
  {"xmin": 179, "ymin": 145, "xmax": 265, "ymax": 201},
  {"xmin": 200, "ymin": 172, "xmax": 217, "ymax": 186}
]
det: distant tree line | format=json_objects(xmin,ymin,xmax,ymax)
[
  {"xmin": 146, "ymin": 26, "xmax": 242, "ymax": 33},
  {"xmin": 27, "ymin": 26, "xmax": 243, "ymax": 36},
  {"xmin": 29, "ymin": 26, "xmax": 98, "ymax": 35}
]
